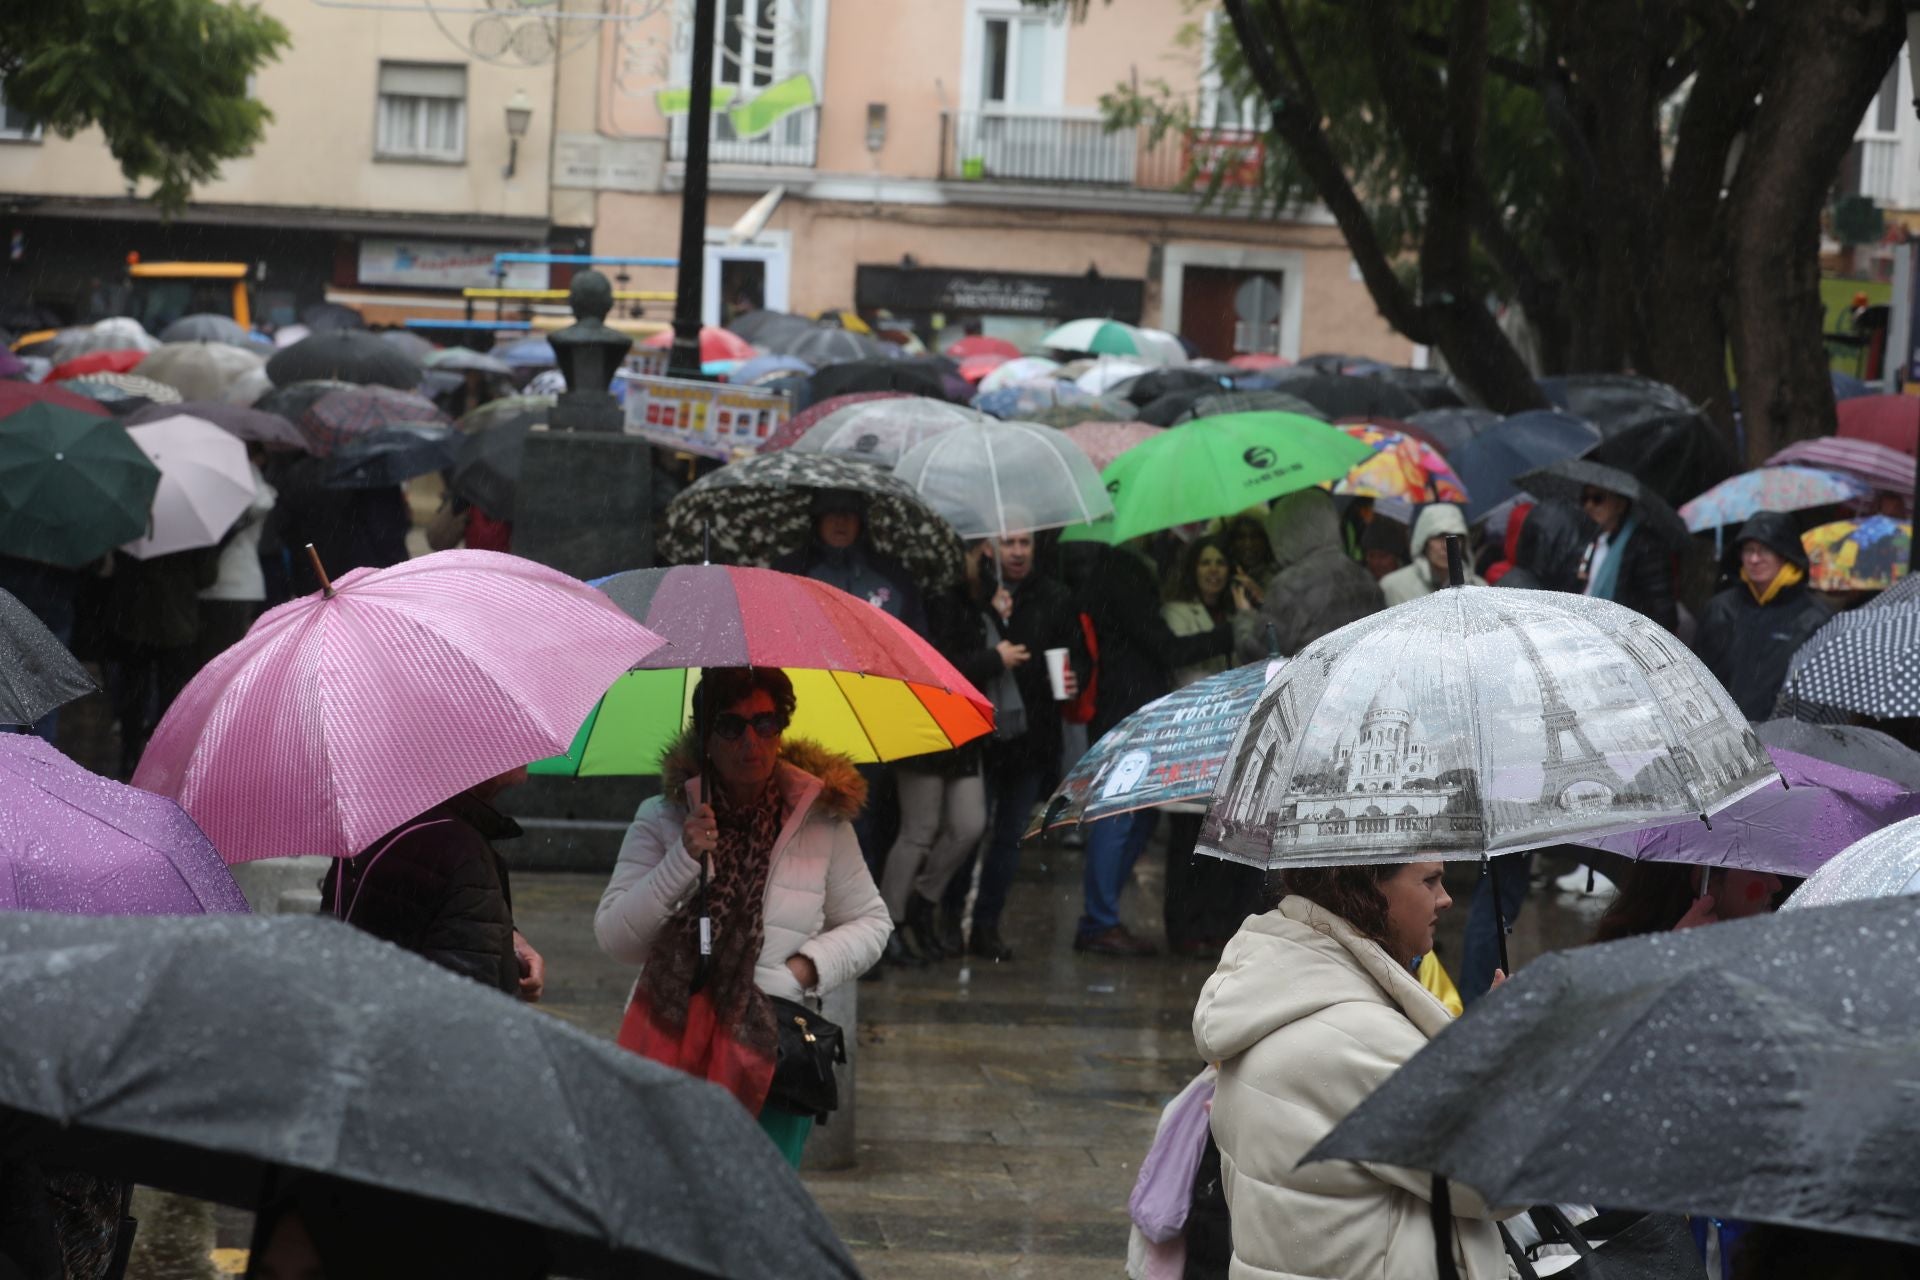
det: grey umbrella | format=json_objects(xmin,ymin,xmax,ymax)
[
  {"xmin": 126, "ymin": 399, "xmax": 310, "ymax": 452},
  {"xmin": 0, "ymin": 911, "xmax": 861, "ymax": 1280},
  {"xmin": 0, "ymin": 588, "xmax": 95, "ymax": 725},
  {"xmin": 159, "ymin": 313, "xmax": 254, "ymax": 347},
  {"xmin": 1513, "ymin": 457, "xmax": 1690, "ymax": 552},
  {"xmin": 323, "ymin": 423, "xmax": 458, "ymax": 489},
  {"xmin": 1307, "ymin": 895, "xmax": 1920, "ymax": 1247},
  {"xmin": 266, "ymin": 330, "xmax": 422, "ymax": 390},
  {"xmin": 427, "ymin": 347, "xmax": 515, "ymax": 377},
  {"xmin": 1753, "ymin": 717, "xmax": 1920, "ymax": 790}
]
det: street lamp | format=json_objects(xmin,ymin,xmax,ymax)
[{"xmin": 503, "ymin": 89, "xmax": 534, "ymax": 179}]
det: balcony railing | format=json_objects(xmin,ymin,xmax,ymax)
[
  {"xmin": 939, "ymin": 110, "xmax": 1264, "ymax": 193},
  {"xmin": 669, "ymin": 109, "xmax": 818, "ymax": 168}
]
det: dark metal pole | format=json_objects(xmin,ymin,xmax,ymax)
[
  {"xmin": 669, "ymin": 0, "xmax": 718, "ymax": 380},
  {"xmin": 1444, "ymin": 532, "xmax": 1466, "ymax": 587}
]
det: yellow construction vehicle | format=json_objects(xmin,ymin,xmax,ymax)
[{"xmin": 124, "ymin": 257, "xmax": 253, "ymax": 330}]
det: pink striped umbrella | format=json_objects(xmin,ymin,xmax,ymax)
[
  {"xmin": 1059, "ymin": 420, "xmax": 1165, "ymax": 472},
  {"xmin": 132, "ymin": 550, "xmax": 665, "ymax": 863},
  {"xmin": 1766, "ymin": 436, "xmax": 1914, "ymax": 496}
]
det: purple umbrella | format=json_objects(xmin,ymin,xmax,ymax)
[
  {"xmin": 0, "ymin": 735, "xmax": 248, "ymax": 915},
  {"xmin": 1582, "ymin": 746, "xmax": 1920, "ymax": 877}
]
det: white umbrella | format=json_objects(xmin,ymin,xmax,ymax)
[
  {"xmin": 222, "ymin": 365, "xmax": 273, "ymax": 408},
  {"xmin": 977, "ymin": 356, "xmax": 1060, "ymax": 394},
  {"xmin": 1074, "ymin": 357, "xmax": 1151, "ymax": 395},
  {"xmin": 791, "ymin": 397, "xmax": 985, "ymax": 467},
  {"xmin": 135, "ymin": 343, "xmax": 266, "ymax": 402},
  {"xmin": 271, "ymin": 324, "xmax": 311, "ymax": 350},
  {"xmin": 892, "ymin": 418, "xmax": 1114, "ymax": 538},
  {"xmin": 122, "ymin": 416, "xmax": 256, "ymax": 560},
  {"xmin": 48, "ymin": 318, "xmax": 158, "ymax": 362}
]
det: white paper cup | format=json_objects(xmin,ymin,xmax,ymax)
[{"xmin": 1045, "ymin": 647, "xmax": 1071, "ymax": 701}]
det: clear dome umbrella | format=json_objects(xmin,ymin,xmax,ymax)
[
  {"xmin": 789, "ymin": 395, "xmax": 985, "ymax": 467},
  {"xmin": 892, "ymin": 417, "xmax": 1113, "ymax": 538},
  {"xmin": 1782, "ymin": 811, "xmax": 1920, "ymax": 911}
]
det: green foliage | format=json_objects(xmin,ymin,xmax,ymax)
[
  {"xmin": 1832, "ymin": 194, "xmax": 1885, "ymax": 248},
  {"xmin": 0, "ymin": 0, "xmax": 289, "ymax": 212}
]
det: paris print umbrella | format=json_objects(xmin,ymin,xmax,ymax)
[
  {"xmin": 1037, "ymin": 659, "xmax": 1285, "ymax": 832},
  {"xmin": 790, "ymin": 396, "xmax": 986, "ymax": 467},
  {"xmin": 1307, "ymin": 895, "xmax": 1920, "ymax": 1248},
  {"xmin": 531, "ymin": 564, "xmax": 993, "ymax": 775},
  {"xmin": 1678, "ymin": 466, "xmax": 1868, "ymax": 533},
  {"xmin": 659, "ymin": 450, "xmax": 965, "ymax": 593},
  {"xmin": 1775, "ymin": 574, "xmax": 1920, "ymax": 719},
  {"xmin": 1782, "ymin": 812, "xmax": 1920, "ymax": 910},
  {"xmin": 131, "ymin": 550, "xmax": 665, "ymax": 862},
  {"xmin": 893, "ymin": 417, "xmax": 1114, "ymax": 538},
  {"xmin": 1801, "ymin": 516, "xmax": 1910, "ymax": 592},
  {"xmin": 1200, "ymin": 586, "xmax": 1777, "ymax": 869},
  {"xmin": 0, "ymin": 587, "xmax": 96, "ymax": 726},
  {"xmin": 1331, "ymin": 422, "xmax": 1469, "ymax": 507},
  {"xmin": 0, "ymin": 734, "xmax": 248, "ymax": 916},
  {"xmin": 1765, "ymin": 436, "xmax": 1914, "ymax": 496}
]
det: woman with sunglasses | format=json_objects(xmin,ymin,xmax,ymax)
[
  {"xmin": 1575, "ymin": 480, "xmax": 1678, "ymax": 631},
  {"xmin": 595, "ymin": 667, "xmax": 891, "ymax": 1166}
]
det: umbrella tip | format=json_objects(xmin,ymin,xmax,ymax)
[
  {"xmin": 1444, "ymin": 533, "xmax": 1467, "ymax": 588},
  {"xmin": 305, "ymin": 543, "xmax": 335, "ymax": 598}
]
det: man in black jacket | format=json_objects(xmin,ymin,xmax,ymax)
[
  {"xmin": 1075, "ymin": 543, "xmax": 1238, "ymax": 956},
  {"xmin": 1693, "ymin": 510, "xmax": 1831, "ymax": 720}
]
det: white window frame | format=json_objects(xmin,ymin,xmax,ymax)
[
  {"xmin": 375, "ymin": 62, "xmax": 468, "ymax": 164},
  {"xmin": 701, "ymin": 227, "xmax": 792, "ymax": 325},
  {"xmin": 668, "ymin": 0, "xmax": 829, "ymax": 168},
  {"xmin": 959, "ymin": 0, "xmax": 1068, "ymax": 118},
  {"xmin": 1197, "ymin": 10, "xmax": 1260, "ymax": 132},
  {"xmin": 0, "ymin": 76, "xmax": 41, "ymax": 142}
]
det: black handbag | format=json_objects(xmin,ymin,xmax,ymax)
[{"xmin": 765, "ymin": 996, "xmax": 845, "ymax": 1123}]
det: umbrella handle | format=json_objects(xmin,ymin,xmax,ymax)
[
  {"xmin": 1430, "ymin": 1173, "xmax": 1463, "ymax": 1280},
  {"xmin": 1483, "ymin": 855, "xmax": 1510, "ymax": 977},
  {"xmin": 1444, "ymin": 533, "xmax": 1466, "ymax": 588},
  {"xmin": 305, "ymin": 543, "xmax": 335, "ymax": 599}
]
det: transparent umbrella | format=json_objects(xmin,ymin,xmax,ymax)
[
  {"xmin": 1200, "ymin": 586, "xmax": 1777, "ymax": 870},
  {"xmin": 790, "ymin": 396, "xmax": 985, "ymax": 467},
  {"xmin": 1782, "ymin": 812, "xmax": 1920, "ymax": 910},
  {"xmin": 892, "ymin": 418, "xmax": 1113, "ymax": 538}
]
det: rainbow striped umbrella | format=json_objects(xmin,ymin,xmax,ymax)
[{"xmin": 531, "ymin": 565, "xmax": 993, "ymax": 775}]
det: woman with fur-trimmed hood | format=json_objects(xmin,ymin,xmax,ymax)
[{"xmin": 595, "ymin": 667, "xmax": 891, "ymax": 1166}]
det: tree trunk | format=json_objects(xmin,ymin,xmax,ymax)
[{"xmin": 1727, "ymin": 0, "xmax": 1902, "ymax": 465}]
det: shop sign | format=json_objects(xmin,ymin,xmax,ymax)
[
  {"xmin": 854, "ymin": 265, "xmax": 1144, "ymax": 322},
  {"xmin": 357, "ymin": 239, "xmax": 547, "ymax": 290}
]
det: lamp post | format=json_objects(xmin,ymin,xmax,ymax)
[
  {"xmin": 669, "ymin": 0, "xmax": 720, "ymax": 378},
  {"xmin": 503, "ymin": 89, "xmax": 533, "ymax": 180},
  {"xmin": 1907, "ymin": 5, "xmax": 1920, "ymax": 567}
]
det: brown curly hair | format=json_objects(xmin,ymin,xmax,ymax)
[
  {"xmin": 1281, "ymin": 864, "xmax": 1402, "ymax": 944},
  {"xmin": 692, "ymin": 666, "xmax": 797, "ymax": 725}
]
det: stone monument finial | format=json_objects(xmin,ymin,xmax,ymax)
[{"xmin": 548, "ymin": 268, "xmax": 633, "ymax": 432}]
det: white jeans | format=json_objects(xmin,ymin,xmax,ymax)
[{"xmin": 879, "ymin": 765, "xmax": 987, "ymax": 920}]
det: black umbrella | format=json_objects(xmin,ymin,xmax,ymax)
[
  {"xmin": 1752, "ymin": 717, "xmax": 1920, "ymax": 790},
  {"xmin": 125, "ymin": 399, "xmax": 309, "ymax": 452},
  {"xmin": 807, "ymin": 358, "xmax": 946, "ymax": 402},
  {"xmin": 0, "ymin": 588, "xmax": 95, "ymax": 725},
  {"xmin": 324, "ymin": 423, "xmax": 458, "ymax": 489},
  {"xmin": 1264, "ymin": 370, "xmax": 1423, "ymax": 420},
  {"xmin": 0, "ymin": 911, "xmax": 861, "ymax": 1280},
  {"xmin": 1121, "ymin": 367, "xmax": 1230, "ymax": 406},
  {"xmin": 451, "ymin": 420, "xmax": 527, "ymax": 520},
  {"xmin": 1539, "ymin": 374, "xmax": 1736, "ymax": 507},
  {"xmin": 1364, "ymin": 366, "xmax": 1467, "ymax": 410},
  {"xmin": 1513, "ymin": 457, "xmax": 1690, "ymax": 551},
  {"xmin": 1183, "ymin": 390, "xmax": 1328, "ymax": 424},
  {"xmin": 267, "ymin": 331, "xmax": 422, "ymax": 390},
  {"xmin": 1308, "ymin": 895, "xmax": 1920, "ymax": 1248},
  {"xmin": 781, "ymin": 327, "xmax": 897, "ymax": 366},
  {"xmin": 725, "ymin": 308, "xmax": 814, "ymax": 347},
  {"xmin": 1774, "ymin": 574, "xmax": 1920, "ymax": 719},
  {"xmin": 1407, "ymin": 406, "xmax": 1501, "ymax": 456},
  {"xmin": 379, "ymin": 329, "xmax": 439, "ymax": 362},
  {"xmin": 300, "ymin": 301, "xmax": 366, "ymax": 332},
  {"xmin": 253, "ymin": 379, "xmax": 356, "ymax": 426}
]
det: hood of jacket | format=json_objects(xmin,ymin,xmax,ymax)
[
  {"xmin": 657, "ymin": 728, "xmax": 866, "ymax": 821},
  {"xmin": 1512, "ymin": 498, "xmax": 1597, "ymax": 591},
  {"xmin": 1194, "ymin": 896, "xmax": 1451, "ymax": 1064},
  {"xmin": 1409, "ymin": 502, "xmax": 1469, "ymax": 559},
  {"xmin": 1733, "ymin": 510, "xmax": 1809, "ymax": 570},
  {"xmin": 1265, "ymin": 488, "xmax": 1345, "ymax": 572}
]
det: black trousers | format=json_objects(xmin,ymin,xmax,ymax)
[{"xmin": 1162, "ymin": 812, "xmax": 1263, "ymax": 949}]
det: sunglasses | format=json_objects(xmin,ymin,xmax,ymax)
[{"xmin": 712, "ymin": 712, "xmax": 788, "ymax": 741}]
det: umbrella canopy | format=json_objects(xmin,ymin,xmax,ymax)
[
  {"xmin": 48, "ymin": 349, "xmax": 147, "ymax": 382},
  {"xmin": 450, "ymin": 419, "xmax": 528, "ymax": 520},
  {"xmin": 945, "ymin": 334, "xmax": 1022, "ymax": 360},
  {"xmin": 133, "ymin": 341, "xmax": 265, "ymax": 402},
  {"xmin": 1446, "ymin": 410, "xmax": 1601, "ymax": 523},
  {"xmin": 1265, "ymin": 371, "xmax": 1423, "ymax": 420},
  {"xmin": 732, "ymin": 352, "xmax": 814, "ymax": 386},
  {"xmin": 757, "ymin": 391, "xmax": 907, "ymax": 454},
  {"xmin": 298, "ymin": 384, "xmax": 448, "ymax": 456},
  {"xmin": 640, "ymin": 325, "xmax": 755, "ymax": 363},
  {"xmin": 271, "ymin": 324, "xmax": 310, "ymax": 349},
  {"xmin": 0, "ymin": 349, "xmax": 24, "ymax": 379},
  {"xmin": 379, "ymin": 329, "xmax": 438, "ymax": 362},
  {"xmin": 1040, "ymin": 659, "xmax": 1283, "ymax": 831},
  {"xmin": 131, "ymin": 550, "xmax": 665, "ymax": 862},
  {"xmin": 1041, "ymin": 318, "xmax": 1181, "ymax": 364},
  {"xmin": 726, "ymin": 308, "xmax": 815, "ymax": 347},
  {"xmin": 0, "ymin": 734, "xmax": 247, "ymax": 915},
  {"xmin": 1776, "ymin": 574, "xmax": 1920, "ymax": 718},
  {"xmin": 1180, "ymin": 390, "xmax": 1328, "ymax": 424},
  {"xmin": 1765, "ymin": 435, "xmax": 1914, "ymax": 496},
  {"xmin": 253, "ymin": 378, "xmax": 355, "ymax": 426},
  {"xmin": 1783, "ymin": 812, "xmax": 1920, "ymax": 910},
  {"xmin": 0, "ymin": 587, "xmax": 95, "ymax": 726},
  {"xmin": 1753, "ymin": 717, "xmax": 1920, "ymax": 789},
  {"xmin": 1074, "ymin": 357, "xmax": 1153, "ymax": 395},
  {"xmin": 0, "ymin": 910, "xmax": 860, "ymax": 1280},
  {"xmin": 0, "ymin": 381, "xmax": 106, "ymax": 417},
  {"xmin": 974, "ymin": 380, "xmax": 1097, "ymax": 420},
  {"xmin": 0, "ymin": 403, "xmax": 162, "ymax": 567},
  {"xmin": 1026, "ymin": 399, "xmax": 1134, "ymax": 428},
  {"xmin": 221, "ymin": 364, "xmax": 273, "ymax": 407},
  {"xmin": 659, "ymin": 450, "xmax": 965, "ymax": 593},
  {"xmin": 1835, "ymin": 393, "xmax": 1918, "ymax": 456},
  {"xmin": 780, "ymin": 326, "xmax": 896, "ymax": 366},
  {"xmin": 324, "ymin": 423, "xmax": 458, "ymax": 490},
  {"xmin": 1679, "ymin": 466, "xmax": 1867, "ymax": 533},
  {"xmin": 1058, "ymin": 420, "xmax": 1164, "ymax": 472},
  {"xmin": 957, "ymin": 353, "xmax": 1007, "ymax": 384},
  {"xmin": 45, "ymin": 318, "xmax": 157, "ymax": 362},
  {"xmin": 424, "ymin": 347, "xmax": 514, "ymax": 378},
  {"xmin": 267, "ymin": 329, "xmax": 423, "ymax": 390},
  {"xmin": 806, "ymin": 357, "xmax": 942, "ymax": 403},
  {"xmin": 1541, "ymin": 373, "xmax": 1736, "ymax": 506},
  {"xmin": 1515, "ymin": 457, "xmax": 1691, "ymax": 551},
  {"xmin": 125, "ymin": 399, "xmax": 309, "ymax": 452},
  {"xmin": 300, "ymin": 301, "xmax": 365, "ymax": 332},
  {"xmin": 1802, "ymin": 516, "xmax": 1910, "ymax": 592},
  {"xmin": 1200, "ymin": 587, "xmax": 1777, "ymax": 868},
  {"xmin": 1307, "ymin": 895, "xmax": 1920, "ymax": 1248},
  {"xmin": 1406, "ymin": 406, "xmax": 1501, "ymax": 456},
  {"xmin": 1122, "ymin": 367, "xmax": 1231, "ymax": 405},
  {"xmin": 791, "ymin": 396, "xmax": 984, "ymax": 467},
  {"xmin": 64, "ymin": 372, "xmax": 183, "ymax": 410},
  {"xmin": 1581, "ymin": 745, "xmax": 1920, "ymax": 876},
  {"xmin": 1365, "ymin": 366, "xmax": 1465, "ymax": 410},
  {"xmin": 456, "ymin": 392, "xmax": 553, "ymax": 436},
  {"xmin": 121, "ymin": 416, "xmax": 255, "ymax": 560},
  {"xmin": 1229, "ymin": 352, "xmax": 1291, "ymax": 372},
  {"xmin": 493, "ymin": 337, "xmax": 556, "ymax": 369},
  {"xmin": 977, "ymin": 356, "xmax": 1062, "ymax": 394},
  {"xmin": 893, "ymin": 418, "xmax": 1113, "ymax": 538},
  {"xmin": 1069, "ymin": 411, "xmax": 1372, "ymax": 544},
  {"xmin": 1331, "ymin": 422, "xmax": 1468, "ymax": 506},
  {"xmin": 158, "ymin": 313, "xmax": 254, "ymax": 347},
  {"xmin": 535, "ymin": 565, "xmax": 994, "ymax": 774}
]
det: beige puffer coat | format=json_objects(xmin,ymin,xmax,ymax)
[
  {"xmin": 1194, "ymin": 896, "xmax": 1512, "ymax": 1280},
  {"xmin": 595, "ymin": 733, "xmax": 891, "ymax": 1002}
]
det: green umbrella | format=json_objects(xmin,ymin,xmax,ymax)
[
  {"xmin": 1061, "ymin": 411, "xmax": 1372, "ymax": 544},
  {"xmin": 0, "ymin": 403, "xmax": 162, "ymax": 567}
]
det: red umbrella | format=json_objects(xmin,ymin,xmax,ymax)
[
  {"xmin": 1836, "ymin": 394, "xmax": 1920, "ymax": 457},
  {"xmin": 0, "ymin": 381, "xmax": 107, "ymax": 418},
  {"xmin": 1230, "ymin": 353, "xmax": 1292, "ymax": 371},
  {"xmin": 946, "ymin": 335, "xmax": 1021, "ymax": 360},
  {"xmin": 48, "ymin": 349, "xmax": 149, "ymax": 382},
  {"xmin": 756, "ymin": 390, "xmax": 909, "ymax": 454},
  {"xmin": 958, "ymin": 354, "xmax": 1007, "ymax": 384},
  {"xmin": 640, "ymin": 326, "xmax": 756, "ymax": 363}
]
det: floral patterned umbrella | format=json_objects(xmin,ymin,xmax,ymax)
[
  {"xmin": 1802, "ymin": 516, "xmax": 1911, "ymax": 592},
  {"xmin": 1679, "ymin": 466, "xmax": 1868, "ymax": 533},
  {"xmin": 659, "ymin": 449, "xmax": 964, "ymax": 592},
  {"xmin": 1330, "ymin": 422, "xmax": 1469, "ymax": 506}
]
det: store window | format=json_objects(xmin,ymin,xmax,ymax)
[
  {"xmin": 670, "ymin": 0, "xmax": 825, "ymax": 167},
  {"xmin": 376, "ymin": 62, "xmax": 467, "ymax": 163},
  {"xmin": 0, "ymin": 77, "xmax": 40, "ymax": 142}
]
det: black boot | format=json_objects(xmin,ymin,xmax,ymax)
[
  {"xmin": 969, "ymin": 921, "xmax": 1014, "ymax": 963},
  {"xmin": 936, "ymin": 900, "xmax": 965, "ymax": 957},
  {"xmin": 904, "ymin": 893, "xmax": 945, "ymax": 961},
  {"xmin": 883, "ymin": 931, "xmax": 925, "ymax": 968}
]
